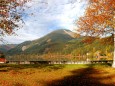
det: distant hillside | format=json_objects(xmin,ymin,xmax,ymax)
[
  {"xmin": 0, "ymin": 44, "xmax": 17, "ymax": 52},
  {"xmin": 7, "ymin": 29, "xmax": 75, "ymax": 55},
  {"xmin": 6, "ymin": 29, "xmax": 114, "ymax": 61}
]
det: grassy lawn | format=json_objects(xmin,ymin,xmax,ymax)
[{"xmin": 0, "ymin": 64, "xmax": 115, "ymax": 86}]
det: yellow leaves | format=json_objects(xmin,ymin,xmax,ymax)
[
  {"xmin": 77, "ymin": 0, "xmax": 114, "ymax": 36},
  {"xmin": 0, "ymin": 0, "xmax": 31, "ymax": 35},
  {"xmin": 96, "ymin": 15, "xmax": 105, "ymax": 24},
  {"xmin": 92, "ymin": 0, "xmax": 98, "ymax": 3}
]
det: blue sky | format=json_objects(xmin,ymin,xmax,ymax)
[{"xmin": 2, "ymin": 0, "xmax": 87, "ymax": 44}]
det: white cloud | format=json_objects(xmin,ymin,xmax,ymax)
[{"xmin": 2, "ymin": 0, "xmax": 87, "ymax": 44}]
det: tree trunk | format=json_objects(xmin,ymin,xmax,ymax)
[{"xmin": 112, "ymin": 33, "xmax": 115, "ymax": 68}]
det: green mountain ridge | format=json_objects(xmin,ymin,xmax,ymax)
[
  {"xmin": 6, "ymin": 29, "xmax": 114, "ymax": 61},
  {"xmin": 0, "ymin": 44, "xmax": 17, "ymax": 53},
  {"xmin": 7, "ymin": 29, "xmax": 75, "ymax": 55}
]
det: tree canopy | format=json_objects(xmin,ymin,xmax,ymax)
[
  {"xmin": 77, "ymin": 0, "xmax": 115, "ymax": 37},
  {"xmin": 0, "ymin": 0, "xmax": 31, "ymax": 36}
]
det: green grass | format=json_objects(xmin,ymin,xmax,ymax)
[{"xmin": 0, "ymin": 64, "xmax": 115, "ymax": 86}]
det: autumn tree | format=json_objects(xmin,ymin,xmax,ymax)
[
  {"xmin": 77, "ymin": 0, "xmax": 115, "ymax": 67},
  {"xmin": 0, "ymin": 0, "xmax": 31, "ymax": 37}
]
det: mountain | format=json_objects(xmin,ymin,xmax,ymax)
[
  {"xmin": 0, "ymin": 44, "xmax": 17, "ymax": 53},
  {"xmin": 7, "ymin": 29, "xmax": 76, "ymax": 55},
  {"xmin": 6, "ymin": 29, "xmax": 113, "ymax": 61}
]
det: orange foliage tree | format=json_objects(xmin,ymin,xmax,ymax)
[
  {"xmin": 0, "ymin": 0, "xmax": 31, "ymax": 36},
  {"xmin": 77, "ymin": 0, "xmax": 114, "ymax": 36},
  {"xmin": 77, "ymin": 0, "xmax": 115, "ymax": 67}
]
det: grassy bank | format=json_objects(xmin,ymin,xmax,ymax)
[{"xmin": 0, "ymin": 64, "xmax": 115, "ymax": 86}]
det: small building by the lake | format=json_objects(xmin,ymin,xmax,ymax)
[{"xmin": 0, "ymin": 58, "xmax": 6, "ymax": 63}]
